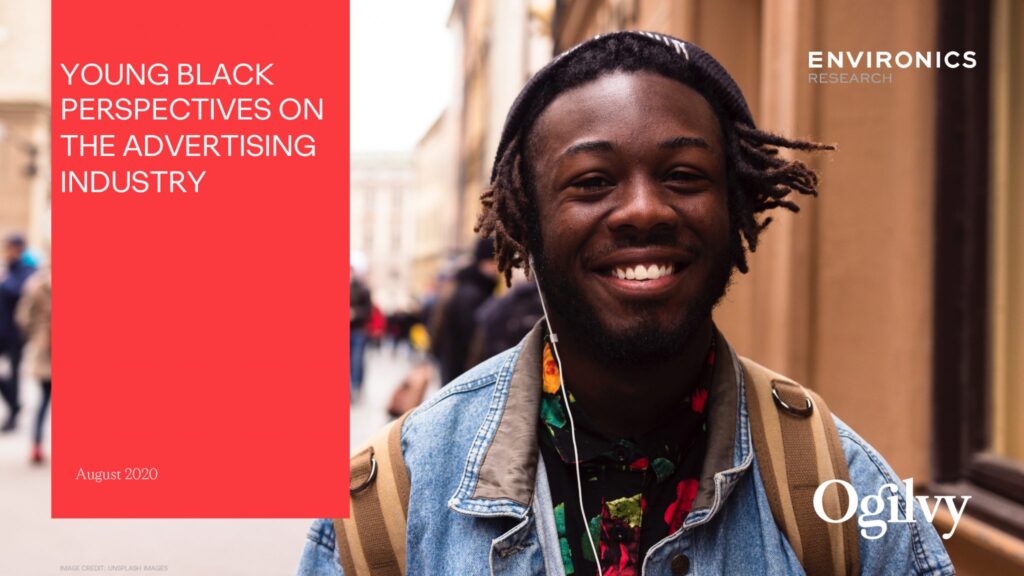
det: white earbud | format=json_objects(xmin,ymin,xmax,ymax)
[{"xmin": 529, "ymin": 256, "xmax": 602, "ymax": 573}]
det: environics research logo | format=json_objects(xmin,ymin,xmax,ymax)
[{"xmin": 807, "ymin": 50, "xmax": 978, "ymax": 84}]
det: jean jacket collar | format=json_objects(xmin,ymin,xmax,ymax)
[{"xmin": 448, "ymin": 320, "xmax": 754, "ymax": 526}]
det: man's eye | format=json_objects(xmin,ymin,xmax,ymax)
[
  {"xmin": 666, "ymin": 170, "xmax": 704, "ymax": 183},
  {"xmin": 571, "ymin": 176, "xmax": 612, "ymax": 189}
]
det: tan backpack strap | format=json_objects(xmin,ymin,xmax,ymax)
[
  {"xmin": 334, "ymin": 412, "xmax": 411, "ymax": 576},
  {"xmin": 741, "ymin": 357, "xmax": 860, "ymax": 576}
]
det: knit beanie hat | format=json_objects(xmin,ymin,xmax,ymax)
[
  {"xmin": 4, "ymin": 233, "xmax": 26, "ymax": 248},
  {"xmin": 490, "ymin": 31, "xmax": 755, "ymax": 184},
  {"xmin": 473, "ymin": 237, "xmax": 495, "ymax": 263}
]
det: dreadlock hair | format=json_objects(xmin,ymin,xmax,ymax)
[{"xmin": 476, "ymin": 32, "xmax": 835, "ymax": 286}]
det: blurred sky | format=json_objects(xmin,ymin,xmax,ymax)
[{"xmin": 351, "ymin": 0, "xmax": 454, "ymax": 153}]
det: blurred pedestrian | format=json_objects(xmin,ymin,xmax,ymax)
[
  {"xmin": 0, "ymin": 233, "xmax": 36, "ymax": 432},
  {"xmin": 466, "ymin": 279, "xmax": 544, "ymax": 369},
  {"xmin": 408, "ymin": 321, "xmax": 430, "ymax": 356},
  {"xmin": 367, "ymin": 304, "xmax": 386, "ymax": 350},
  {"xmin": 418, "ymin": 275, "xmax": 444, "ymax": 344},
  {"xmin": 350, "ymin": 270, "xmax": 372, "ymax": 402},
  {"xmin": 16, "ymin": 264, "xmax": 50, "ymax": 464},
  {"xmin": 430, "ymin": 238, "xmax": 498, "ymax": 385},
  {"xmin": 388, "ymin": 309, "xmax": 418, "ymax": 357},
  {"xmin": 386, "ymin": 363, "xmax": 432, "ymax": 419}
]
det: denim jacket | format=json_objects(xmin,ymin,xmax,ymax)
[{"xmin": 298, "ymin": 324, "xmax": 954, "ymax": 575}]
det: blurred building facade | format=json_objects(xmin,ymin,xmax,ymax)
[
  {"xmin": 350, "ymin": 153, "xmax": 417, "ymax": 313},
  {"xmin": 0, "ymin": 0, "xmax": 50, "ymax": 250},
  {"xmin": 548, "ymin": 0, "xmax": 1023, "ymax": 573},
  {"xmin": 447, "ymin": 0, "xmax": 554, "ymax": 249},
  {"xmin": 411, "ymin": 110, "xmax": 458, "ymax": 296}
]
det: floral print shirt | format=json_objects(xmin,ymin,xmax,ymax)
[{"xmin": 538, "ymin": 333, "xmax": 715, "ymax": 576}]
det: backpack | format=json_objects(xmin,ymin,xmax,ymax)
[{"xmin": 334, "ymin": 357, "xmax": 861, "ymax": 576}]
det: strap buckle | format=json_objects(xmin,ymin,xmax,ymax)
[
  {"xmin": 350, "ymin": 449, "xmax": 378, "ymax": 495},
  {"xmin": 771, "ymin": 380, "xmax": 814, "ymax": 417}
]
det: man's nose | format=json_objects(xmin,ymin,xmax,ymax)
[{"xmin": 606, "ymin": 176, "xmax": 678, "ymax": 237}]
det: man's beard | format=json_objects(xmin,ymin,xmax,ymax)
[{"xmin": 530, "ymin": 232, "xmax": 736, "ymax": 368}]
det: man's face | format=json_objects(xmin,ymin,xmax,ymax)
[
  {"xmin": 478, "ymin": 258, "xmax": 499, "ymax": 279},
  {"xmin": 526, "ymin": 71, "xmax": 733, "ymax": 364},
  {"xmin": 3, "ymin": 244, "xmax": 21, "ymax": 265}
]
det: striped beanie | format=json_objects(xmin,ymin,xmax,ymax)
[{"xmin": 490, "ymin": 31, "xmax": 755, "ymax": 183}]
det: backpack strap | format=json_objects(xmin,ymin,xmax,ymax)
[
  {"xmin": 334, "ymin": 412, "xmax": 411, "ymax": 576},
  {"xmin": 740, "ymin": 357, "xmax": 861, "ymax": 576}
]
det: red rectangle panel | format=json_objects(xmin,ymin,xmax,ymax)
[{"xmin": 51, "ymin": 0, "xmax": 349, "ymax": 517}]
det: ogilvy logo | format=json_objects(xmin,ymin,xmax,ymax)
[{"xmin": 814, "ymin": 477, "xmax": 969, "ymax": 540}]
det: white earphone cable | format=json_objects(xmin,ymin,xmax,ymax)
[{"xmin": 530, "ymin": 259, "xmax": 603, "ymax": 574}]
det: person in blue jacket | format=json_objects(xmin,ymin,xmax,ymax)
[
  {"xmin": 0, "ymin": 233, "xmax": 37, "ymax": 432},
  {"xmin": 298, "ymin": 32, "xmax": 954, "ymax": 576}
]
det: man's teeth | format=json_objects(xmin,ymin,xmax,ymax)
[{"xmin": 612, "ymin": 264, "xmax": 674, "ymax": 281}]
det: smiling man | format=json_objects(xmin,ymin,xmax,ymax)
[{"xmin": 299, "ymin": 32, "xmax": 953, "ymax": 576}]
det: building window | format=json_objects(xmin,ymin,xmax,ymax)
[{"xmin": 933, "ymin": 0, "xmax": 1024, "ymax": 538}]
